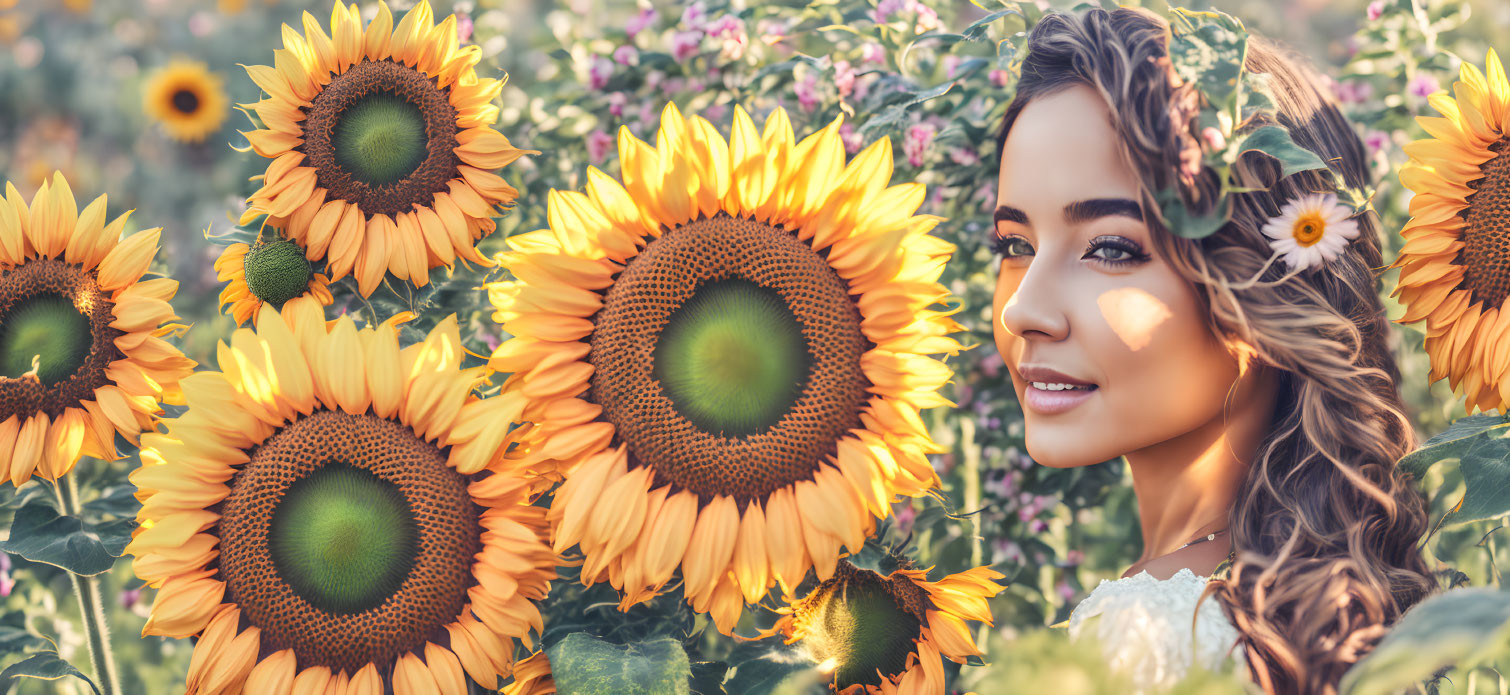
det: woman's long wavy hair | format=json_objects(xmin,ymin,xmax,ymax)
[{"xmin": 994, "ymin": 7, "xmax": 1435, "ymax": 693}]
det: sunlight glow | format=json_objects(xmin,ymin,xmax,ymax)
[{"xmin": 1096, "ymin": 287, "xmax": 1172, "ymax": 352}]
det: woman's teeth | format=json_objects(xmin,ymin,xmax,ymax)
[{"xmin": 1030, "ymin": 382, "xmax": 1095, "ymax": 391}]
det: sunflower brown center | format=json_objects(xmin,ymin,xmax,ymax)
[
  {"xmin": 0, "ymin": 258, "xmax": 121, "ymax": 421},
  {"xmin": 793, "ymin": 564, "xmax": 926, "ymax": 690},
  {"xmin": 218, "ymin": 410, "xmax": 482, "ymax": 673},
  {"xmin": 1457, "ymin": 138, "xmax": 1510, "ymax": 309},
  {"xmin": 171, "ymin": 88, "xmax": 199, "ymax": 115},
  {"xmin": 300, "ymin": 59, "xmax": 461, "ymax": 217},
  {"xmin": 588, "ymin": 213, "xmax": 872, "ymax": 503},
  {"xmin": 243, "ymin": 239, "xmax": 314, "ymax": 307}
]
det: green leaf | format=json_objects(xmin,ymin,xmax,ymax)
[
  {"xmin": 1341, "ymin": 587, "xmax": 1510, "ymax": 695},
  {"xmin": 1166, "ymin": 8, "xmax": 1249, "ymax": 117},
  {"xmin": 0, "ymin": 628, "xmax": 45, "ymax": 658},
  {"xmin": 961, "ymin": 9, "xmax": 1022, "ymax": 42},
  {"xmin": 0, "ymin": 652, "xmax": 100, "ymax": 695},
  {"xmin": 545, "ymin": 633, "xmax": 692, "ymax": 695},
  {"xmin": 723, "ymin": 642, "xmax": 822, "ymax": 695},
  {"xmin": 1156, "ymin": 187, "xmax": 1231, "ymax": 240},
  {"xmin": 0, "ymin": 502, "xmax": 133, "ymax": 576},
  {"xmin": 688, "ymin": 661, "xmax": 729, "ymax": 695},
  {"xmin": 1397, "ymin": 415, "xmax": 1510, "ymax": 526},
  {"xmin": 1233, "ymin": 126, "xmax": 1329, "ymax": 178},
  {"xmin": 858, "ymin": 81, "xmax": 956, "ymax": 137}
]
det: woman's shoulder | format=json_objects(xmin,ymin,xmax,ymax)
[{"xmin": 1067, "ymin": 568, "xmax": 1245, "ymax": 693}]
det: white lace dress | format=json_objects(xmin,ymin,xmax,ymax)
[{"xmin": 1067, "ymin": 568, "xmax": 1246, "ymax": 693}]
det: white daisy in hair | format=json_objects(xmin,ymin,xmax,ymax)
[{"xmin": 1261, "ymin": 192, "xmax": 1362, "ymax": 272}]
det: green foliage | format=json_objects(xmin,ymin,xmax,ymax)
[
  {"xmin": 0, "ymin": 652, "xmax": 99, "ymax": 695},
  {"xmin": 1342, "ymin": 588, "xmax": 1510, "ymax": 695},
  {"xmin": 0, "ymin": 501, "xmax": 131, "ymax": 578},
  {"xmin": 546, "ymin": 633, "xmax": 693, "ymax": 695}
]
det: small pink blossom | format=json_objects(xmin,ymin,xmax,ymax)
[
  {"xmin": 0, "ymin": 554, "xmax": 11, "ymax": 598},
  {"xmin": 892, "ymin": 503, "xmax": 916, "ymax": 536},
  {"xmin": 1056, "ymin": 581, "xmax": 1077, "ymax": 602},
  {"xmin": 626, "ymin": 8, "xmax": 657, "ymax": 39},
  {"xmin": 993, "ymin": 539, "xmax": 1025, "ymax": 566},
  {"xmin": 861, "ymin": 41, "xmax": 886, "ymax": 65},
  {"xmin": 989, "ymin": 68, "xmax": 1010, "ymax": 88},
  {"xmin": 948, "ymin": 147, "xmax": 979, "ymax": 166},
  {"xmin": 1029, "ymin": 519, "xmax": 1048, "ymax": 534},
  {"xmin": 1065, "ymin": 550, "xmax": 1085, "ymax": 566},
  {"xmin": 456, "ymin": 14, "xmax": 474, "ymax": 43},
  {"xmin": 1364, "ymin": 129, "xmax": 1390, "ymax": 154},
  {"xmin": 587, "ymin": 130, "xmax": 615, "ymax": 163},
  {"xmin": 613, "ymin": 44, "xmax": 638, "ymax": 66},
  {"xmin": 980, "ymin": 358, "xmax": 1000, "ymax": 378},
  {"xmin": 839, "ymin": 122, "xmax": 863, "ymax": 154},
  {"xmin": 704, "ymin": 103, "xmax": 727, "ymax": 122},
  {"xmin": 607, "ymin": 92, "xmax": 627, "ymax": 118},
  {"xmin": 1367, "ymin": 0, "xmax": 1385, "ymax": 21},
  {"xmin": 795, "ymin": 72, "xmax": 820, "ymax": 113},
  {"xmin": 587, "ymin": 56, "xmax": 614, "ymax": 90},
  {"xmin": 903, "ymin": 123, "xmax": 935, "ymax": 167},
  {"xmin": 912, "ymin": 3, "xmax": 940, "ymax": 33},
  {"xmin": 1333, "ymin": 80, "xmax": 1373, "ymax": 104},
  {"xmin": 1409, "ymin": 73, "xmax": 1441, "ymax": 98},
  {"xmin": 1200, "ymin": 126, "xmax": 1226, "ymax": 151},
  {"xmin": 706, "ymin": 15, "xmax": 748, "ymax": 61},
  {"xmin": 120, "ymin": 586, "xmax": 143, "ymax": 609},
  {"xmin": 834, "ymin": 60, "xmax": 856, "ymax": 99},
  {"xmin": 942, "ymin": 55, "xmax": 960, "ymax": 79},
  {"xmin": 680, "ymin": 2, "xmax": 708, "ymax": 31},
  {"xmin": 872, "ymin": 0, "xmax": 905, "ymax": 23},
  {"xmin": 671, "ymin": 31, "xmax": 702, "ymax": 62}
]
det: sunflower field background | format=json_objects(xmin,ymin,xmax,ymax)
[{"xmin": 3, "ymin": 0, "xmax": 1510, "ymax": 693}]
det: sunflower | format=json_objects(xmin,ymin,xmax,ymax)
[
  {"xmin": 0, "ymin": 171, "xmax": 194, "ymax": 486},
  {"xmin": 770, "ymin": 562, "xmax": 1005, "ymax": 695},
  {"xmin": 238, "ymin": 1, "xmax": 536, "ymax": 298},
  {"xmin": 502, "ymin": 652, "xmax": 554, "ymax": 695},
  {"xmin": 128, "ymin": 303, "xmax": 556, "ymax": 693},
  {"xmin": 144, "ymin": 60, "xmax": 228, "ymax": 144},
  {"xmin": 215, "ymin": 236, "xmax": 333, "ymax": 327},
  {"xmin": 1389, "ymin": 48, "xmax": 1510, "ymax": 414},
  {"xmin": 488, "ymin": 102, "xmax": 960, "ymax": 633}
]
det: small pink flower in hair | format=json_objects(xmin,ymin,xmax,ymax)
[
  {"xmin": 1367, "ymin": 0, "xmax": 1385, "ymax": 21},
  {"xmin": 1261, "ymin": 193, "xmax": 1361, "ymax": 272},
  {"xmin": 1200, "ymin": 126, "xmax": 1225, "ymax": 151}
]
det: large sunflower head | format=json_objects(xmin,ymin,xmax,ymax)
[
  {"xmin": 238, "ymin": 0, "xmax": 538, "ymax": 298},
  {"xmin": 1389, "ymin": 48, "xmax": 1510, "ymax": 414},
  {"xmin": 0, "ymin": 172, "xmax": 194, "ymax": 486},
  {"xmin": 144, "ymin": 60, "xmax": 228, "ymax": 143},
  {"xmin": 128, "ymin": 303, "xmax": 556, "ymax": 692},
  {"xmin": 214, "ymin": 235, "xmax": 333, "ymax": 327},
  {"xmin": 772, "ymin": 562, "xmax": 1004, "ymax": 695},
  {"xmin": 488, "ymin": 102, "xmax": 961, "ymax": 633}
]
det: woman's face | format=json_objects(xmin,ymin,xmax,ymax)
[{"xmin": 991, "ymin": 84, "xmax": 1245, "ymax": 468}]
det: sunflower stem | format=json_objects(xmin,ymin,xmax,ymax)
[{"xmin": 53, "ymin": 473, "xmax": 122, "ymax": 695}]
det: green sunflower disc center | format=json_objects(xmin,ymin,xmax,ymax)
[
  {"xmin": 0, "ymin": 294, "xmax": 92, "ymax": 386},
  {"xmin": 268, "ymin": 464, "xmax": 418, "ymax": 614},
  {"xmin": 332, "ymin": 92, "xmax": 429, "ymax": 186},
  {"xmin": 653, "ymin": 278, "xmax": 811, "ymax": 436},
  {"xmin": 802, "ymin": 578, "xmax": 923, "ymax": 689},
  {"xmin": 244, "ymin": 239, "xmax": 314, "ymax": 307}
]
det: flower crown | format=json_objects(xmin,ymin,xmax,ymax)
[{"xmin": 1154, "ymin": 7, "xmax": 1375, "ymax": 246}]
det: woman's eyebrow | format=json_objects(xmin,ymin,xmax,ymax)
[
  {"xmin": 1064, "ymin": 198, "xmax": 1142, "ymax": 223},
  {"xmin": 993, "ymin": 199, "xmax": 1141, "ymax": 228}
]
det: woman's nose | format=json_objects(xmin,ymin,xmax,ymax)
[{"xmin": 1000, "ymin": 260, "xmax": 1070, "ymax": 342}]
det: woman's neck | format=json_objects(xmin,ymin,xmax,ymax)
[{"xmin": 1122, "ymin": 364, "xmax": 1280, "ymax": 577}]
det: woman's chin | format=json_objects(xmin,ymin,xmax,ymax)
[{"xmin": 1024, "ymin": 430, "xmax": 1116, "ymax": 468}]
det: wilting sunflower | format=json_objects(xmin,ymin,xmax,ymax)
[
  {"xmin": 1390, "ymin": 48, "xmax": 1510, "ymax": 414},
  {"xmin": 770, "ymin": 562, "xmax": 1004, "ymax": 695},
  {"xmin": 488, "ymin": 102, "xmax": 960, "ymax": 633},
  {"xmin": 215, "ymin": 237, "xmax": 333, "ymax": 326},
  {"xmin": 144, "ymin": 60, "xmax": 228, "ymax": 144},
  {"xmin": 0, "ymin": 172, "xmax": 194, "ymax": 486},
  {"xmin": 128, "ymin": 304, "xmax": 555, "ymax": 693},
  {"xmin": 239, "ymin": 1, "xmax": 536, "ymax": 298}
]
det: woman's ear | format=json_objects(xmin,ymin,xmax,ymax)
[{"xmin": 1222, "ymin": 332, "xmax": 1267, "ymax": 378}]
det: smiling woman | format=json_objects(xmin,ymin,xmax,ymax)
[{"xmin": 990, "ymin": 7, "xmax": 1433, "ymax": 694}]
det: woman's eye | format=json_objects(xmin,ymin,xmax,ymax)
[
  {"xmin": 1084, "ymin": 236, "xmax": 1149, "ymax": 266},
  {"xmin": 993, "ymin": 235, "xmax": 1034, "ymax": 258}
]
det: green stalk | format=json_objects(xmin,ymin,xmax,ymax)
[{"xmin": 53, "ymin": 473, "xmax": 120, "ymax": 695}]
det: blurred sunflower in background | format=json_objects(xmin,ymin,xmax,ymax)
[
  {"xmin": 0, "ymin": 172, "xmax": 194, "ymax": 486},
  {"xmin": 238, "ymin": 0, "xmax": 535, "ymax": 297},
  {"xmin": 1390, "ymin": 48, "xmax": 1510, "ymax": 414},
  {"xmin": 489, "ymin": 102, "xmax": 960, "ymax": 633},
  {"xmin": 128, "ymin": 304, "xmax": 555, "ymax": 693},
  {"xmin": 214, "ymin": 235, "xmax": 333, "ymax": 326},
  {"xmin": 771, "ymin": 561, "xmax": 1005, "ymax": 695},
  {"xmin": 502, "ymin": 652, "xmax": 553, "ymax": 695},
  {"xmin": 143, "ymin": 60, "xmax": 228, "ymax": 144}
]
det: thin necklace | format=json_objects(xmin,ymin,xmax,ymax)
[{"xmin": 1178, "ymin": 528, "xmax": 1229, "ymax": 550}]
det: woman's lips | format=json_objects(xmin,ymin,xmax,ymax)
[{"xmin": 1022, "ymin": 382, "xmax": 1099, "ymax": 415}]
